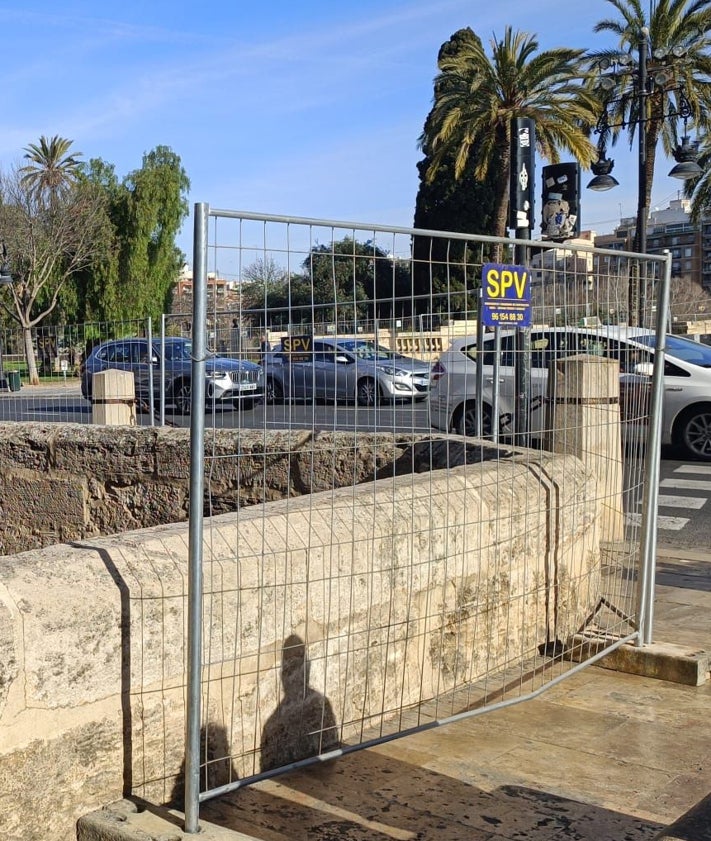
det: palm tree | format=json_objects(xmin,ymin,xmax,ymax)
[
  {"xmin": 20, "ymin": 135, "xmax": 83, "ymax": 203},
  {"xmin": 685, "ymin": 129, "xmax": 711, "ymax": 217},
  {"xmin": 420, "ymin": 27, "xmax": 599, "ymax": 240},
  {"xmin": 591, "ymin": 0, "xmax": 711, "ymax": 229}
]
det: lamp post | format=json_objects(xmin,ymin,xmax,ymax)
[{"xmin": 587, "ymin": 29, "xmax": 702, "ymax": 326}]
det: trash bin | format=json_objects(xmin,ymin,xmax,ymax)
[{"xmin": 7, "ymin": 371, "xmax": 21, "ymax": 392}]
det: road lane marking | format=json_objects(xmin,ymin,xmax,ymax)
[
  {"xmin": 655, "ymin": 494, "xmax": 707, "ymax": 509},
  {"xmin": 673, "ymin": 464, "xmax": 711, "ymax": 475},
  {"xmin": 660, "ymin": 478, "xmax": 711, "ymax": 491},
  {"xmin": 626, "ymin": 513, "xmax": 689, "ymax": 531}
]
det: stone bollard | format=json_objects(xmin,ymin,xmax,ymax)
[
  {"xmin": 91, "ymin": 369, "xmax": 136, "ymax": 426},
  {"xmin": 544, "ymin": 354, "xmax": 624, "ymax": 544}
]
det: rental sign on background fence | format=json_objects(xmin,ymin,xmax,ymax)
[{"xmin": 481, "ymin": 262, "xmax": 531, "ymax": 327}]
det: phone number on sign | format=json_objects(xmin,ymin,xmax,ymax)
[{"xmin": 488, "ymin": 311, "xmax": 527, "ymax": 323}]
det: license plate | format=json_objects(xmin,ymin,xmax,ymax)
[{"xmin": 238, "ymin": 383, "xmax": 257, "ymax": 391}]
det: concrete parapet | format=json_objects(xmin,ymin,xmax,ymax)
[
  {"xmin": 545, "ymin": 353, "xmax": 625, "ymax": 544},
  {"xmin": 0, "ymin": 445, "xmax": 601, "ymax": 841}
]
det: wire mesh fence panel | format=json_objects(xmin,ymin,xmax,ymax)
[
  {"xmin": 0, "ymin": 318, "xmax": 152, "ymax": 424},
  {"xmin": 173, "ymin": 206, "xmax": 671, "ymax": 816}
]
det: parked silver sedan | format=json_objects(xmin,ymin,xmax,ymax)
[
  {"xmin": 263, "ymin": 337, "xmax": 431, "ymax": 406},
  {"xmin": 429, "ymin": 326, "xmax": 711, "ymax": 460}
]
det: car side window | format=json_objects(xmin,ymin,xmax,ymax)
[
  {"xmin": 130, "ymin": 342, "xmax": 149, "ymax": 364},
  {"xmin": 664, "ymin": 358, "xmax": 690, "ymax": 377},
  {"xmin": 110, "ymin": 342, "xmax": 129, "ymax": 363},
  {"xmin": 476, "ymin": 336, "xmax": 516, "ymax": 366}
]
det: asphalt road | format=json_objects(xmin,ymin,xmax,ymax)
[{"xmin": 0, "ymin": 389, "xmax": 434, "ymax": 431}]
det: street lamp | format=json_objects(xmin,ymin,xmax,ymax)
[{"xmin": 586, "ymin": 29, "xmax": 702, "ymax": 325}]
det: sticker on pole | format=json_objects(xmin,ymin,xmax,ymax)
[{"xmin": 481, "ymin": 262, "xmax": 531, "ymax": 327}]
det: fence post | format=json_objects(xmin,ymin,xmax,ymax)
[
  {"xmin": 185, "ymin": 202, "xmax": 209, "ymax": 834},
  {"xmin": 636, "ymin": 253, "xmax": 672, "ymax": 646}
]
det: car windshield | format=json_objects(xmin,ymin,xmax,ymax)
[
  {"xmin": 162, "ymin": 341, "xmax": 193, "ymax": 362},
  {"xmin": 335, "ymin": 340, "xmax": 397, "ymax": 361},
  {"xmin": 634, "ymin": 334, "xmax": 711, "ymax": 368}
]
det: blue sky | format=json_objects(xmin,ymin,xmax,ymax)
[{"xmin": 1, "ymin": 0, "xmax": 691, "ymax": 264}]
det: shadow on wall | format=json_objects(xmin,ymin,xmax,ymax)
[
  {"xmin": 260, "ymin": 634, "xmax": 341, "ymax": 773},
  {"xmin": 169, "ymin": 723, "xmax": 240, "ymax": 808}
]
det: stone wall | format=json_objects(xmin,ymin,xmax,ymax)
[
  {"xmin": 0, "ymin": 423, "xmax": 422, "ymax": 556},
  {"xmin": 0, "ymin": 434, "xmax": 602, "ymax": 841}
]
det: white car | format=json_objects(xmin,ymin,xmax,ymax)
[{"xmin": 429, "ymin": 326, "xmax": 711, "ymax": 461}]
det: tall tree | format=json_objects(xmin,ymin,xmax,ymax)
[
  {"xmin": 20, "ymin": 135, "xmax": 83, "ymax": 204},
  {"xmin": 0, "ymin": 166, "xmax": 109, "ymax": 383},
  {"xmin": 685, "ymin": 129, "xmax": 711, "ymax": 217},
  {"xmin": 421, "ymin": 26, "xmax": 598, "ymax": 239},
  {"xmin": 591, "ymin": 0, "xmax": 711, "ymax": 228},
  {"xmin": 74, "ymin": 146, "xmax": 190, "ymax": 325},
  {"xmin": 413, "ymin": 30, "xmax": 499, "ymax": 315},
  {"xmin": 115, "ymin": 146, "xmax": 190, "ymax": 323}
]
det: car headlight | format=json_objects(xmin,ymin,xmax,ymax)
[
  {"xmin": 378, "ymin": 365, "xmax": 407, "ymax": 376},
  {"xmin": 206, "ymin": 370, "xmax": 225, "ymax": 378}
]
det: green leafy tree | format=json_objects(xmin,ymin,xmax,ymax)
[
  {"xmin": 72, "ymin": 159, "xmax": 123, "ymax": 323},
  {"xmin": 114, "ymin": 146, "xmax": 190, "ymax": 323},
  {"xmin": 0, "ymin": 166, "xmax": 109, "ymax": 383},
  {"xmin": 591, "ymin": 0, "xmax": 711, "ymax": 233},
  {"xmin": 421, "ymin": 26, "xmax": 598, "ymax": 240},
  {"xmin": 74, "ymin": 146, "xmax": 190, "ymax": 324},
  {"xmin": 304, "ymin": 238, "xmax": 409, "ymax": 325},
  {"xmin": 244, "ymin": 238, "xmax": 408, "ymax": 327}
]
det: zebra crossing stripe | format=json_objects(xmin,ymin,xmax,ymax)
[
  {"xmin": 625, "ymin": 513, "xmax": 689, "ymax": 531},
  {"xmin": 660, "ymin": 478, "xmax": 711, "ymax": 491},
  {"xmin": 655, "ymin": 494, "xmax": 707, "ymax": 510},
  {"xmin": 673, "ymin": 464, "xmax": 711, "ymax": 476}
]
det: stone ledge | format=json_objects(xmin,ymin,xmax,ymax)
[
  {"xmin": 568, "ymin": 634, "xmax": 710, "ymax": 686},
  {"xmin": 77, "ymin": 799, "xmax": 259, "ymax": 841}
]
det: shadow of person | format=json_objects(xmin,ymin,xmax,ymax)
[
  {"xmin": 169, "ymin": 723, "xmax": 239, "ymax": 808},
  {"xmin": 260, "ymin": 634, "xmax": 340, "ymax": 773}
]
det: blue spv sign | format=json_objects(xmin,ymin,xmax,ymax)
[{"xmin": 481, "ymin": 262, "xmax": 531, "ymax": 327}]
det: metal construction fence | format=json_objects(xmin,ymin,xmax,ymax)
[{"xmin": 177, "ymin": 204, "xmax": 670, "ymax": 833}]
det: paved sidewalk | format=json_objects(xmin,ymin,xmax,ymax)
[{"xmin": 81, "ymin": 547, "xmax": 711, "ymax": 841}]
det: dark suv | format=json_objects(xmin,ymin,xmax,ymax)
[{"xmin": 81, "ymin": 337, "xmax": 263, "ymax": 413}]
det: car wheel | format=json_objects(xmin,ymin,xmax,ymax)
[
  {"xmin": 173, "ymin": 379, "xmax": 192, "ymax": 415},
  {"xmin": 678, "ymin": 406, "xmax": 711, "ymax": 461},
  {"xmin": 265, "ymin": 377, "xmax": 283, "ymax": 404},
  {"xmin": 356, "ymin": 377, "xmax": 379, "ymax": 407},
  {"xmin": 456, "ymin": 402, "xmax": 494, "ymax": 437}
]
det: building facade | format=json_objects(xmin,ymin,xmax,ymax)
[{"xmin": 594, "ymin": 199, "xmax": 707, "ymax": 290}]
